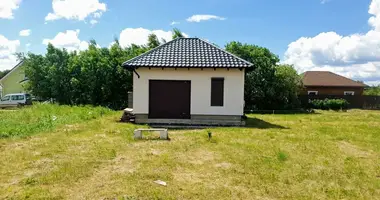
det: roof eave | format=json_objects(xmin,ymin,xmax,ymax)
[
  {"xmin": 123, "ymin": 65, "xmax": 252, "ymax": 69},
  {"xmin": 0, "ymin": 60, "xmax": 24, "ymax": 82}
]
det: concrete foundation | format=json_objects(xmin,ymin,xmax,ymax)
[{"xmin": 134, "ymin": 114, "xmax": 245, "ymax": 127}]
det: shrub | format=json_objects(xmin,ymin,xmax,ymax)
[{"xmin": 310, "ymin": 99, "xmax": 349, "ymax": 111}]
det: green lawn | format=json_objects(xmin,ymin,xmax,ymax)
[{"xmin": 1, "ymin": 105, "xmax": 380, "ymax": 199}]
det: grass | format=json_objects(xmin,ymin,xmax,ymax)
[
  {"xmin": 0, "ymin": 104, "xmax": 113, "ymax": 138},
  {"xmin": 0, "ymin": 106, "xmax": 380, "ymax": 199}
]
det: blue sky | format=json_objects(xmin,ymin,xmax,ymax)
[{"xmin": 1, "ymin": 0, "xmax": 380, "ymax": 85}]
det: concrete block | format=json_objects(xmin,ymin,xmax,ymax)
[
  {"xmin": 159, "ymin": 130, "xmax": 168, "ymax": 140},
  {"xmin": 134, "ymin": 130, "xmax": 142, "ymax": 139}
]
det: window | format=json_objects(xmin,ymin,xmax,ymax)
[
  {"xmin": 211, "ymin": 78, "xmax": 224, "ymax": 106},
  {"xmin": 344, "ymin": 91, "xmax": 355, "ymax": 96},
  {"xmin": 1, "ymin": 96, "xmax": 10, "ymax": 101},
  {"xmin": 25, "ymin": 94, "xmax": 31, "ymax": 101},
  {"xmin": 11, "ymin": 95, "xmax": 25, "ymax": 101},
  {"xmin": 308, "ymin": 91, "xmax": 318, "ymax": 96}
]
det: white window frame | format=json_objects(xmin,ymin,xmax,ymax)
[
  {"xmin": 308, "ymin": 91, "xmax": 318, "ymax": 95},
  {"xmin": 344, "ymin": 91, "xmax": 355, "ymax": 96}
]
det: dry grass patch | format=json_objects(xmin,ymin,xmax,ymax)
[{"xmin": 338, "ymin": 141, "xmax": 374, "ymax": 158}]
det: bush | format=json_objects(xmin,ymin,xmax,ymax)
[{"xmin": 310, "ymin": 99, "xmax": 349, "ymax": 111}]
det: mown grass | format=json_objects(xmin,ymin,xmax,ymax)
[
  {"xmin": 0, "ymin": 108, "xmax": 380, "ymax": 199},
  {"xmin": 0, "ymin": 104, "xmax": 113, "ymax": 138}
]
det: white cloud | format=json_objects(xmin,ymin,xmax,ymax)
[
  {"xmin": 118, "ymin": 28, "xmax": 189, "ymax": 48},
  {"xmin": 170, "ymin": 21, "xmax": 180, "ymax": 26},
  {"xmin": 369, "ymin": 0, "xmax": 380, "ymax": 30},
  {"xmin": 0, "ymin": 0, "xmax": 21, "ymax": 19},
  {"xmin": 93, "ymin": 12, "xmax": 102, "ymax": 18},
  {"xmin": 0, "ymin": 34, "xmax": 20, "ymax": 71},
  {"xmin": 42, "ymin": 30, "xmax": 89, "ymax": 52},
  {"xmin": 90, "ymin": 19, "xmax": 98, "ymax": 25},
  {"xmin": 284, "ymin": 0, "xmax": 380, "ymax": 84},
  {"xmin": 186, "ymin": 15, "xmax": 226, "ymax": 23},
  {"xmin": 19, "ymin": 29, "xmax": 31, "ymax": 37},
  {"xmin": 366, "ymin": 80, "xmax": 380, "ymax": 86},
  {"xmin": 45, "ymin": 0, "xmax": 106, "ymax": 21}
]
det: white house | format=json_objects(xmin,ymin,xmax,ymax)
[{"xmin": 122, "ymin": 38, "xmax": 253, "ymax": 126}]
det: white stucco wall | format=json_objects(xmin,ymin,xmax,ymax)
[{"xmin": 133, "ymin": 68, "xmax": 245, "ymax": 116}]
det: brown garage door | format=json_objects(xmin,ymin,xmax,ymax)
[{"xmin": 149, "ymin": 80, "xmax": 191, "ymax": 119}]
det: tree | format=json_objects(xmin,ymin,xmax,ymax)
[
  {"xmin": 23, "ymin": 39, "xmax": 149, "ymax": 109},
  {"xmin": 273, "ymin": 64, "xmax": 302, "ymax": 109},
  {"xmin": 226, "ymin": 42, "xmax": 302, "ymax": 110},
  {"xmin": 147, "ymin": 33, "xmax": 160, "ymax": 49},
  {"xmin": 364, "ymin": 86, "xmax": 380, "ymax": 95},
  {"xmin": 0, "ymin": 70, "xmax": 11, "ymax": 79},
  {"xmin": 172, "ymin": 28, "xmax": 184, "ymax": 39},
  {"xmin": 226, "ymin": 41, "xmax": 280, "ymax": 110}
]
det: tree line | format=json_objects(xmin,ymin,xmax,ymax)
[
  {"xmin": 20, "ymin": 29, "xmax": 301, "ymax": 110},
  {"xmin": 364, "ymin": 86, "xmax": 380, "ymax": 95},
  {"xmin": 0, "ymin": 70, "xmax": 11, "ymax": 79}
]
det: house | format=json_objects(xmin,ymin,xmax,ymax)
[
  {"xmin": 0, "ymin": 61, "xmax": 28, "ymax": 98},
  {"xmin": 122, "ymin": 38, "xmax": 253, "ymax": 126},
  {"xmin": 301, "ymin": 71, "xmax": 367, "ymax": 96}
]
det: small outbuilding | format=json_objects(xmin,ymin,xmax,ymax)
[{"xmin": 122, "ymin": 38, "xmax": 253, "ymax": 126}]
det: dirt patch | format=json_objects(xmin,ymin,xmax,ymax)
[
  {"xmin": 63, "ymin": 124, "xmax": 81, "ymax": 132},
  {"xmin": 215, "ymin": 162, "xmax": 233, "ymax": 169},
  {"xmin": 7, "ymin": 142, "xmax": 27, "ymax": 150},
  {"xmin": 108, "ymin": 155, "xmax": 137, "ymax": 174},
  {"xmin": 34, "ymin": 158, "xmax": 55, "ymax": 171},
  {"xmin": 338, "ymin": 141, "xmax": 373, "ymax": 158},
  {"xmin": 173, "ymin": 170, "xmax": 203, "ymax": 184},
  {"xmin": 64, "ymin": 154, "xmax": 139, "ymax": 199},
  {"xmin": 149, "ymin": 149, "xmax": 161, "ymax": 156},
  {"xmin": 184, "ymin": 149, "xmax": 218, "ymax": 165}
]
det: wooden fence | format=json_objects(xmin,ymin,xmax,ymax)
[{"xmin": 299, "ymin": 95, "xmax": 380, "ymax": 109}]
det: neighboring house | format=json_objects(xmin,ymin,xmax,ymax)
[
  {"xmin": 0, "ymin": 61, "xmax": 28, "ymax": 98},
  {"xmin": 122, "ymin": 38, "xmax": 253, "ymax": 126},
  {"xmin": 301, "ymin": 71, "xmax": 367, "ymax": 96}
]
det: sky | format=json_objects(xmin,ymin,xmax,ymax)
[{"xmin": 1, "ymin": 0, "xmax": 380, "ymax": 85}]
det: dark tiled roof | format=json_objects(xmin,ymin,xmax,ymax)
[
  {"xmin": 302, "ymin": 71, "xmax": 367, "ymax": 87},
  {"xmin": 122, "ymin": 38, "xmax": 253, "ymax": 68}
]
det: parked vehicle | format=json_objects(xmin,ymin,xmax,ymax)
[{"xmin": 0, "ymin": 93, "xmax": 32, "ymax": 108}]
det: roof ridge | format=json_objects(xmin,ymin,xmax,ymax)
[
  {"xmin": 197, "ymin": 38, "xmax": 254, "ymax": 67},
  {"xmin": 303, "ymin": 71, "xmax": 367, "ymax": 87},
  {"xmin": 122, "ymin": 37, "xmax": 253, "ymax": 68},
  {"xmin": 121, "ymin": 37, "xmax": 181, "ymax": 67},
  {"xmin": 327, "ymin": 71, "xmax": 367, "ymax": 86}
]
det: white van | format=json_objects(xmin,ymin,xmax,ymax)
[{"xmin": 0, "ymin": 93, "xmax": 32, "ymax": 107}]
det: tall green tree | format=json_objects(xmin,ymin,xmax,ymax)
[
  {"xmin": 274, "ymin": 64, "xmax": 302, "ymax": 109},
  {"xmin": 172, "ymin": 28, "xmax": 184, "ymax": 39},
  {"xmin": 226, "ymin": 41, "xmax": 280, "ymax": 110},
  {"xmin": 147, "ymin": 33, "xmax": 161, "ymax": 49},
  {"xmin": 23, "ymin": 40, "xmax": 149, "ymax": 109}
]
